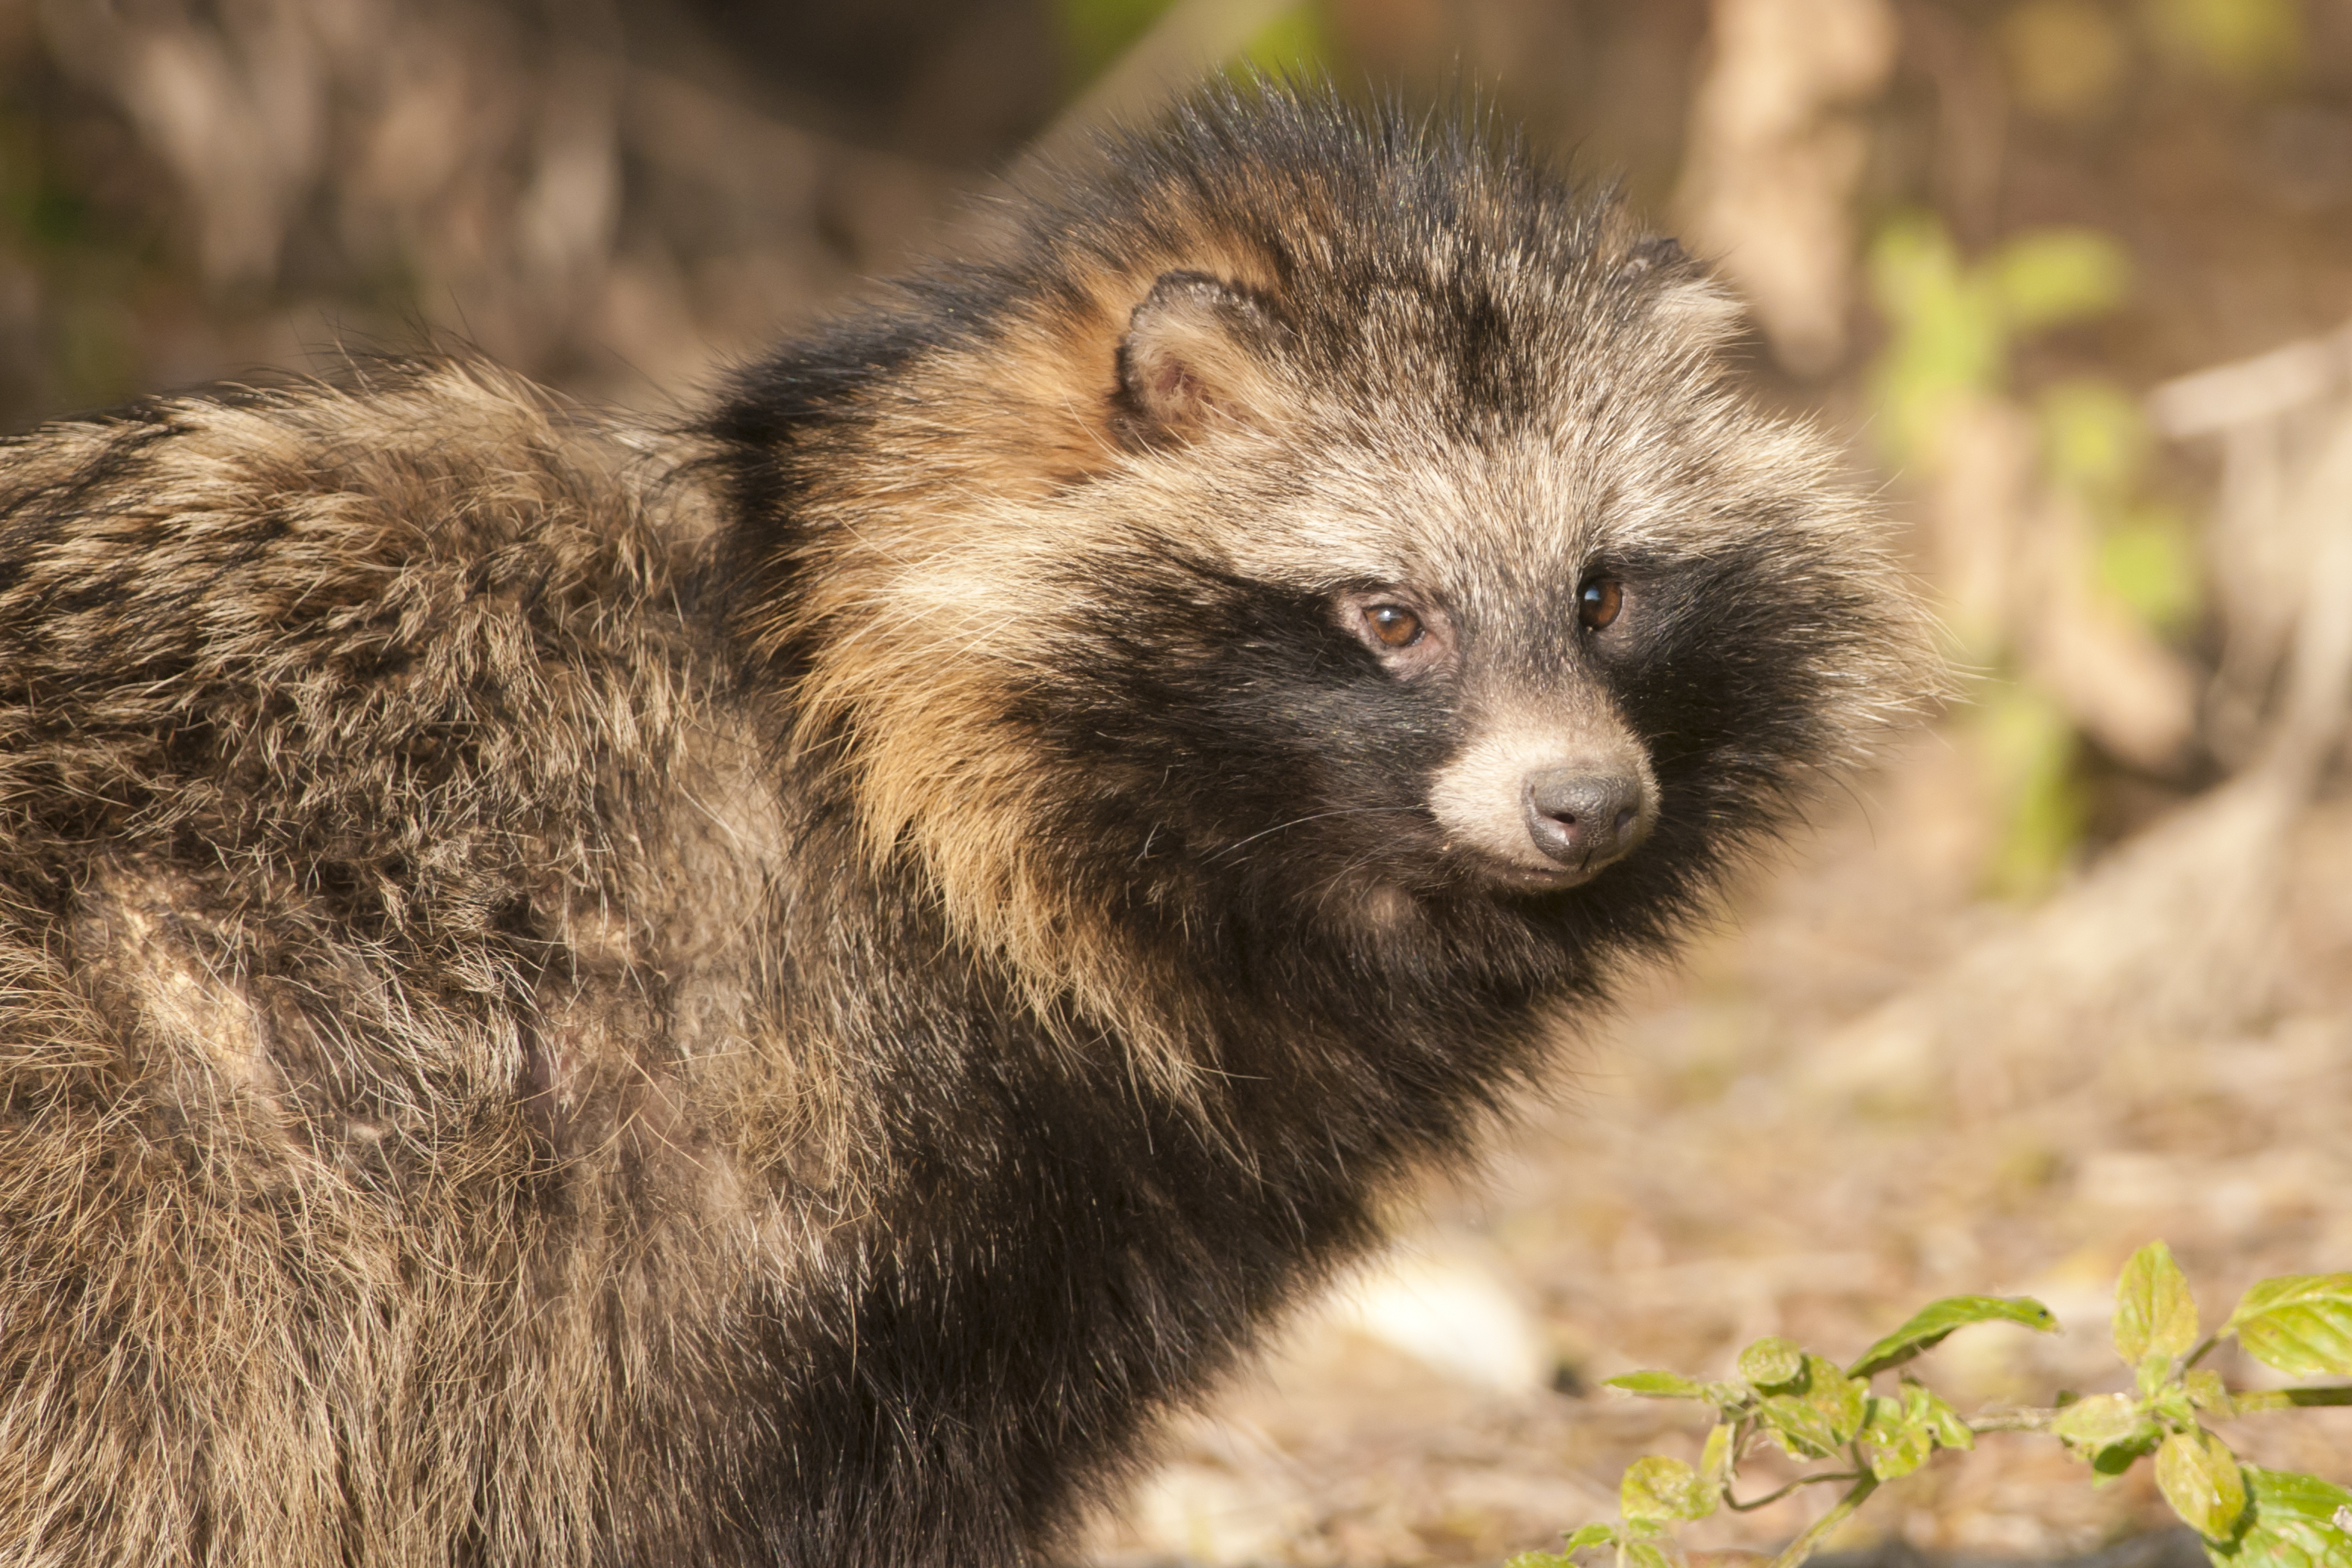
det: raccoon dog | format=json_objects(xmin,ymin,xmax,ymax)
[{"xmin": 0, "ymin": 88, "xmax": 1925, "ymax": 1566}]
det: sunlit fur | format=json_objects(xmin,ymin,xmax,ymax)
[{"xmin": 0, "ymin": 88, "xmax": 1929, "ymax": 1566}]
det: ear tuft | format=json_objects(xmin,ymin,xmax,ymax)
[
  {"xmin": 1614, "ymin": 236, "xmax": 1688, "ymax": 282},
  {"xmin": 1651, "ymin": 275, "xmax": 1747, "ymax": 352},
  {"xmin": 1614, "ymin": 236, "xmax": 1746, "ymax": 353},
  {"xmin": 1117, "ymin": 272, "xmax": 1282, "ymax": 444}
]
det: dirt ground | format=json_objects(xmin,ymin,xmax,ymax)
[{"xmin": 1080, "ymin": 730, "xmax": 2352, "ymax": 1566}]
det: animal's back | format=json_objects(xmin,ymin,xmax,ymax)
[{"xmin": 0, "ymin": 362, "xmax": 787, "ymax": 1563}]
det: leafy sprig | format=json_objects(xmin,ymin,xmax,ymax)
[{"xmin": 1511, "ymin": 1245, "xmax": 2352, "ymax": 1568}]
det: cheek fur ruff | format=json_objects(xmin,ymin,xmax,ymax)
[{"xmin": 0, "ymin": 85, "xmax": 1933, "ymax": 1568}]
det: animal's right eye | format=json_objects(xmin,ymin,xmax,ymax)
[
  {"xmin": 1364, "ymin": 605, "xmax": 1424, "ymax": 647},
  {"xmin": 1578, "ymin": 578, "xmax": 1624, "ymax": 632}
]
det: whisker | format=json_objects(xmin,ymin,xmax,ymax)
[{"xmin": 1206, "ymin": 806, "xmax": 1424, "ymax": 864}]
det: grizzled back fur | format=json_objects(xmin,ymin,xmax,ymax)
[{"xmin": 0, "ymin": 88, "xmax": 1928, "ymax": 1566}]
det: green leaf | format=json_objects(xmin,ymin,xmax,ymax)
[
  {"xmin": 1738, "ymin": 1336, "xmax": 1805, "ymax": 1388},
  {"xmin": 1847, "ymin": 1295, "xmax": 2061, "ymax": 1378},
  {"xmin": 1865, "ymin": 216, "xmax": 2006, "ymax": 466},
  {"xmin": 1621, "ymin": 1536, "xmax": 1688, "ymax": 1568},
  {"xmin": 2224, "ymin": 1276, "xmax": 2352, "ymax": 1379},
  {"xmin": 1622, "ymin": 1456, "xmax": 1715, "ymax": 1524},
  {"xmin": 1758, "ymin": 1395, "xmax": 1839, "ymax": 1460},
  {"xmin": 1869, "ymin": 217, "xmax": 1966, "ymax": 325},
  {"xmin": 2098, "ymin": 505, "xmax": 2202, "ymax": 635},
  {"xmin": 2054, "ymin": 1392, "xmax": 2145, "ymax": 1447},
  {"xmin": 2159, "ymin": 1428, "xmax": 2250, "ymax": 1542},
  {"xmin": 2145, "ymin": 0, "xmax": 2302, "ymax": 85},
  {"xmin": 2153, "ymin": 1385, "xmax": 2200, "ymax": 1430},
  {"xmin": 1606, "ymin": 1370, "xmax": 1711, "ymax": 1400},
  {"xmin": 2186, "ymin": 1369, "xmax": 2237, "ymax": 1419},
  {"xmin": 2039, "ymin": 380, "xmax": 2148, "ymax": 495},
  {"xmin": 1863, "ymin": 1428, "xmax": 1932, "ymax": 1482},
  {"xmin": 1757, "ymin": 1355, "xmax": 1870, "ymax": 1459},
  {"xmin": 1805, "ymin": 1355, "xmax": 1869, "ymax": 1440},
  {"xmin": 1514, "ymin": 1523, "xmax": 1620, "ymax": 1564},
  {"xmin": 1990, "ymin": 228, "xmax": 2131, "ymax": 331},
  {"xmin": 1233, "ymin": 3, "xmax": 1327, "ymax": 78},
  {"xmin": 1859, "ymin": 1394, "xmax": 1933, "ymax": 1481},
  {"xmin": 1698, "ymin": 1424, "xmax": 1732, "ymax": 1492},
  {"xmin": 1056, "ymin": 0, "xmax": 1176, "ymax": 85},
  {"xmin": 1907, "ymin": 1380, "xmax": 1976, "ymax": 1451},
  {"xmin": 1977, "ymin": 687, "xmax": 2088, "ymax": 900},
  {"xmin": 2095, "ymin": 1443, "xmax": 2161, "ymax": 1480},
  {"xmin": 2206, "ymin": 1466, "xmax": 2352, "ymax": 1568},
  {"xmin": 2117, "ymin": 1242, "xmax": 2202, "ymax": 1368},
  {"xmin": 2055, "ymin": 1392, "xmax": 2161, "ymax": 1471}
]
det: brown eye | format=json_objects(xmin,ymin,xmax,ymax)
[
  {"xmin": 1364, "ymin": 604, "xmax": 1424, "ymax": 648},
  {"xmin": 1578, "ymin": 578, "xmax": 1623, "ymax": 632}
]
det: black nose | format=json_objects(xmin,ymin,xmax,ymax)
[{"xmin": 1523, "ymin": 768, "xmax": 1650, "ymax": 870}]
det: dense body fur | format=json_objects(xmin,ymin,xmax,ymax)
[{"xmin": 0, "ymin": 92, "xmax": 1925, "ymax": 1565}]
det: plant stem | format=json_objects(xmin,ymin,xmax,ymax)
[
  {"xmin": 2232, "ymin": 1385, "xmax": 2352, "ymax": 1411},
  {"xmin": 1967, "ymin": 1409, "xmax": 2057, "ymax": 1433},
  {"xmin": 2184, "ymin": 1334, "xmax": 2222, "ymax": 1370},
  {"xmin": 1765, "ymin": 1473, "xmax": 1879, "ymax": 1568},
  {"xmin": 1727, "ymin": 1472, "xmax": 1863, "ymax": 1512},
  {"xmin": 1959, "ymin": 1385, "xmax": 2352, "ymax": 1427}
]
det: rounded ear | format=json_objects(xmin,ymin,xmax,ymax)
[
  {"xmin": 1651, "ymin": 275, "xmax": 1746, "ymax": 351},
  {"xmin": 1617, "ymin": 236, "xmax": 1747, "ymax": 353},
  {"xmin": 1116, "ymin": 271, "xmax": 1286, "ymax": 444}
]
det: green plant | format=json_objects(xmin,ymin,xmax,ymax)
[
  {"xmin": 1869, "ymin": 218, "xmax": 2131, "ymax": 471},
  {"xmin": 1868, "ymin": 217, "xmax": 2203, "ymax": 898},
  {"xmin": 1057, "ymin": 0, "xmax": 1177, "ymax": 87},
  {"xmin": 1513, "ymin": 1244, "xmax": 2352, "ymax": 1568},
  {"xmin": 1054, "ymin": 0, "xmax": 1327, "ymax": 91},
  {"xmin": 2141, "ymin": 0, "xmax": 2302, "ymax": 85}
]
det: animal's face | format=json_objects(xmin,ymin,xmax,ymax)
[
  {"xmin": 997, "ymin": 266, "xmax": 1890, "ymax": 928},
  {"xmin": 1330, "ymin": 571, "xmax": 1655, "ymax": 892},
  {"xmin": 758, "ymin": 183, "xmax": 1922, "ymax": 1056},
  {"xmin": 1036, "ymin": 443, "xmax": 1666, "ymax": 908}
]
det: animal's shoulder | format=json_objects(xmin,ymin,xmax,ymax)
[
  {"xmin": 0, "ymin": 357, "xmax": 716, "ymax": 641},
  {"xmin": 0, "ymin": 357, "xmax": 734, "ymax": 904}
]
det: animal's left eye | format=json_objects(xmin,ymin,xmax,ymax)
[
  {"xmin": 1364, "ymin": 605, "xmax": 1424, "ymax": 648},
  {"xmin": 1578, "ymin": 578, "xmax": 1624, "ymax": 632}
]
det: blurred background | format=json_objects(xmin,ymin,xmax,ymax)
[{"xmin": 3, "ymin": 1, "xmax": 2350, "ymax": 1563}]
